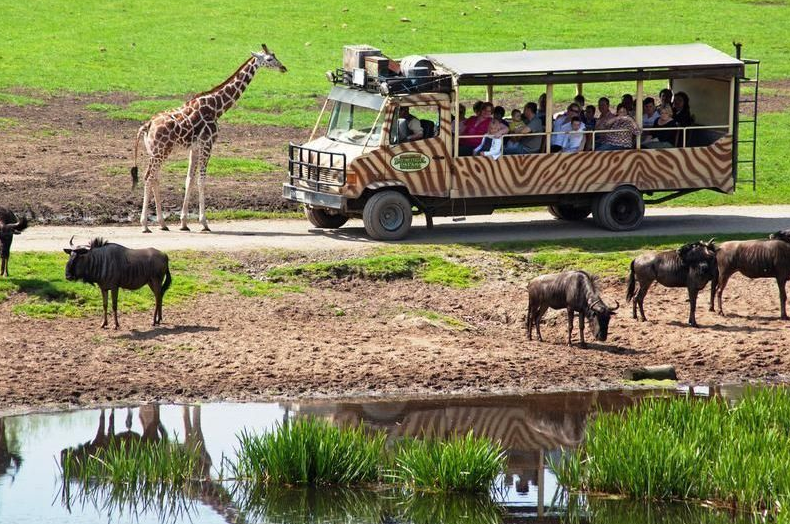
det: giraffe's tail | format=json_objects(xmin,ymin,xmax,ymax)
[{"xmin": 131, "ymin": 123, "xmax": 149, "ymax": 190}]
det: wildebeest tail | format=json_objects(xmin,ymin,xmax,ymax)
[
  {"xmin": 626, "ymin": 259, "xmax": 636, "ymax": 302},
  {"xmin": 162, "ymin": 266, "xmax": 172, "ymax": 296},
  {"xmin": 131, "ymin": 123, "xmax": 149, "ymax": 190}
]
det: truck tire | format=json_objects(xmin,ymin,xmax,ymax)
[
  {"xmin": 362, "ymin": 190, "xmax": 413, "ymax": 240},
  {"xmin": 547, "ymin": 204, "xmax": 592, "ymax": 221},
  {"xmin": 593, "ymin": 186, "xmax": 645, "ymax": 231},
  {"xmin": 305, "ymin": 207, "xmax": 348, "ymax": 229}
]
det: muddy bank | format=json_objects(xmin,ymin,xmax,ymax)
[{"xmin": 1, "ymin": 257, "xmax": 787, "ymax": 415}]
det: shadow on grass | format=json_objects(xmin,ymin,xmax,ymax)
[
  {"xmin": 119, "ymin": 325, "xmax": 220, "ymax": 340},
  {"xmin": 10, "ymin": 277, "xmax": 76, "ymax": 301}
]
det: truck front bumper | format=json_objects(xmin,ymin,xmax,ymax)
[{"xmin": 282, "ymin": 184, "xmax": 346, "ymax": 210}]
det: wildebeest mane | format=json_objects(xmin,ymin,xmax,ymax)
[
  {"xmin": 89, "ymin": 237, "xmax": 109, "ymax": 248},
  {"xmin": 770, "ymin": 230, "xmax": 790, "ymax": 244}
]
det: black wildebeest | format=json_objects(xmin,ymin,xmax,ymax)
[
  {"xmin": 0, "ymin": 207, "xmax": 29, "ymax": 277},
  {"xmin": 527, "ymin": 270, "xmax": 619, "ymax": 347},
  {"xmin": 712, "ymin": 230, "xmax": 790, "ymax": 319},
  {"xmin": 626, "ymin": 240, "xmax": 718, "ymax": 327},
  {"xmin": 63, "ymin": 237, "xmax": 172, "ymax": 329}
]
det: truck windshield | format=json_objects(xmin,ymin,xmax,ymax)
[{"xmin": 327, "ymin": 102, "xmax": 383, "ymax": 146}]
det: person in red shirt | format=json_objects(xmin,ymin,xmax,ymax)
[{"xmin": 459, "ymin": 101, "xmax": 493, "ymax": 156}]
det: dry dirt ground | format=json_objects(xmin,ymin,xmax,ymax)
[
  {"xmin": 1, "ymin": 252, "xmax": 788, "ymax": 415},
  {"xmin": 0, "ymin": 90, "xmax": 306, "ymax": 224}
]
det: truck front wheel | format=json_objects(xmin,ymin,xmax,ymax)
[
  {"xmin": 305, "ymin": 207, "xmax": 349, "ymax": 229},
  {"xmin": 362, "ymin": 191, "xmax": 413, "ymax": 240}
]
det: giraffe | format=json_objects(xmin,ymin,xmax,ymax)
[{"xmin": 131, "ymin": 44, "xmax": 287, "ymax": 233}]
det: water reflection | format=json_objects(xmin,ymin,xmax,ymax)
[
  {"xmin": 0, "ymin": 386, "xmax": 752, "ymax": 524},
  {"xmin": 0, "ymin": 418, "xmax": 22, "ymax": 481}
]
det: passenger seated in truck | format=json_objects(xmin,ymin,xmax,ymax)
[
  {"xmin": 503, "ymin": 102, "xmax": 544, "ymax": 155},
  {"xmin": 597, "ymin": 104, "xmax": 640, "ymax": 151},
  {"xmin": 551, "ymin": 104, "xmax": 584, "ymax": 152},
  {"xmin": 643, "ymin": 104, "xmax": 680, "ymax": 149},
  {"xmin": 459, "ymin": 101, "xmax": 493, "ymax": 156},
  {"xmin": 560, "ymin": 116, "xmax": 585, "ymax": 153},
  {"xmin": 672, "ymin": 91, "xmax": 694, "ymax": 128},
  {"xmin": 397, "ymin": 106, "xmax": 423, "ymax": 143}
]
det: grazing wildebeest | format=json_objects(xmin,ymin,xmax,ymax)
[
  {"xmin": 626, "ymin": 240, "xmax": 718, "ymax": 327},
  {"xmin": 712, "ymin": 232, "xmax": 790, "ymax": 319},
  {"xmin": 527, "ymin": 270, "xmax": 619, "ymax": 347},
  {"xmin": 0, "ymin": 207, "xmax": 29, "ymax": 277},
  {"xmin": 63, "ymin": 237, "xmax": 172, "ymax": 329}
]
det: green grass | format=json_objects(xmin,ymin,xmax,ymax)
[
  {"xmin": 232, "ymin": 417, "xmax": 387, "ymax": 487},
  {"xmin": 0, "ymin": 251, "xmax": 300, "ymax": 318},
  {"xmin": 267, "ymin": 253, "xmax": 478, "ymax": 288},
  {"xmin": 3, "ymin": 0, "xmax": 789, "ymax": 204},
  {"xmin": 61, "ymin": 437, "xmax": 206, "ymax": 486},
  {"xmin": 406, "ymin": 309, "xmax": 469, "ymax": 331},
  {"xmin": 0, "ymin": 117, "xmax": 17, "ymax": 129},
  {"xmin": 163, "ymin": 157, "xmax": 280, "ymax": 178},
  {"xmin": 0, "ymin": 92, "xmax": 46, "ymax": 106},
  {"xmin": 551, "ymin": 387, "xmax": 790, "ymax": 518},
  {"xmin": 390, "ymin": 431, "xmax": 506, "ymax": 493},
  {"xmin": 482, "ymin": 232, "xmax": 769, "ymax": 277}
]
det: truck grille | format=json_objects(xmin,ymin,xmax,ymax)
[{"xmin": 289, "ymin": 143, "xmax": 346, "ymax": 189}]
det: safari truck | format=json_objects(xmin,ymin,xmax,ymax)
[{"xmin": 283, "ymin": 43, "xmax": 759, "ymax": 240}]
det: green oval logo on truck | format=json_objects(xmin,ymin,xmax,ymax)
[{"xmin": 390, "ymin": 152, "xmax": 430, "ymax": 172}]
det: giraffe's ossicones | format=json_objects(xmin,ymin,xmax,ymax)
[{"xmin": 131, "ymin": 44, "xmax": 287, "ymax": 233}]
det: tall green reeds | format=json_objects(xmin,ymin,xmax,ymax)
[
  {"xmin": 231, "ymin": 417, "xmax": 386, "ymax": 486},
  {"xmin": 61, "ymin": 438, "xmax": 207, "ymax": 487},
  {"xmin": 552, "ymin": 387, "xmax": 790, "ymax": 517},
  {"xmin": 390, "ymin": 431, "xmax": 506, "ymax": 493},
  {"xmin": 231, "ymin": 418, "xmax": 506, "ymax": 493}
]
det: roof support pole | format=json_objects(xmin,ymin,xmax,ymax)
[
  {"xmin": 486, "ymin": 85, "xmax": 493, "ymax": 103},
  {"xmin": 636, "ymin": 79, "xmax": 644, "ymax": 150},
  {"xmin": 728, "ymin": 76, "xmax": 735, "ymax": 135},
  {"xmin": 575, "ymin": 83, "xmax": 583, "ymax": 97},
  {"xmin": 545, "ymin": 83, "xmax": 553, "ymax": 154}
]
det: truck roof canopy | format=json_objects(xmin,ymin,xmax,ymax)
[{"xmin": 427, "ymin": 43, "xmax": 744, "ymax": 86}]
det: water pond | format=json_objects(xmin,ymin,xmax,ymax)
[{"xmin": 0, "ymin": 386, "xmax": 754, "ymax": 523}]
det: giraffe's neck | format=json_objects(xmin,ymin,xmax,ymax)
[{"xmin": 202, "ymin": 57, "xmax": 260, "ymax": 119}]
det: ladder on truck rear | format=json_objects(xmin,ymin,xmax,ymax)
[{"xmin": 734, "ymin": 52, "xmax": 760, "ymax": 190}]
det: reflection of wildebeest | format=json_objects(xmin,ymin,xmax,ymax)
[
  {"xmin": 527, "ymin": 270, "xmax": 619, "ymax": 347},
  {"xmin": 626, "ymin": 240, "xmax": 718, "ymax": 327},
  {"xmin": 0, "ymin": 207, "xmax": 29, "ymax": 277},
  {"xmin": 0, "ymin": 418, "xmax": 22, "ymax": 480},
  {"xmin": 63, "ymin": 237, "xmax": 172, "ymax": 329},
  {"xmin": 712, "ymin": 231, "xmax": 790, "ymax": 320}
]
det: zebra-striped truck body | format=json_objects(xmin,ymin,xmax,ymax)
[{"xmin": 284, "ymin": 43, "xmax": 754, "ymax": 240}]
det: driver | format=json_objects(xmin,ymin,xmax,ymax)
[{"xmin": 397, "ymin": 106, "xmax": 423, "ymax": 143}]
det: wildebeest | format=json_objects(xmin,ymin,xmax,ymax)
[
  {"xmin": 0, "ymin": 207, "xmax": 29, "ymax": 277},
  {"xmin": 626, "ymin": 240, "xmax": 718, "ymax": 327},
  {"xmin": 527, "ymin": 270, "xmax": 619, "ymax": 347},
  {"xmin": 712, "ymin": 231, "xmax": 790, "ymax": 319},
  {"xmin": 63, "ymin": 237, "xmax": 172, "ymax": 329}
]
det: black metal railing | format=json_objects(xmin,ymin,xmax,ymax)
[{"xmin": 288, "ymin": 143, "xmax": 347, "ymax": 189}]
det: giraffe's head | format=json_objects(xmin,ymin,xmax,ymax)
[{"xmin": 252, "ymin": 44, "xmax": 287, "ymax": 73}]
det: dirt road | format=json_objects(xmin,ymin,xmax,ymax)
[{"xmin": 15, "ymin": 205, "xmax": 790, "ymax": 252}]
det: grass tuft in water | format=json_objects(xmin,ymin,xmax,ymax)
[
  {"xmin": 61, "ymin": 437, "xmax": 207, "ymax": 487},
  {"xmin": 232, "ymin": 417, "xmax": 386, "ymax": 486},
  {"xmin": 552, "ymin": 387, "xmax": 790, "ymax": 517},
  {"xmin": 390, "ymin": 431, "xmax": 506, "ymax": 493}
]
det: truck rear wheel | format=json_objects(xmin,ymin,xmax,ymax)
[
  {"xmin": 305, "ymin": 207, "xmax": 348, "ymax": 229},
  {"xmin": 547, "ymin": 204, "xmax": 592, "ymax": 221},
  {"xmin": 593, "ymin": 186, "xmax": 645, "ymax": 231},
  {"xmin": 362, "ymin": 190, "xmax": 413, "ymax": 240}
]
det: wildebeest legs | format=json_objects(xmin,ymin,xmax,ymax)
[
  {"xmin": 111, "ymin": 288, "xmax": 120, "ymax": 329},
  {"xmin": 149, "ymin": 278, "xmax": 163, "ymax": 326},
  {"xmin": 779, "ymin": 277, "xmax": 788, "ymax": 320},
  {"xmin": 687, "ymin": 286, "xmax": 699, "ymax": 327},
  {"xmin": 633, "ymin": 282, "xmax": 650, "ymax": 322},
  {"xmin": 100, "ymin": 288, "xmax": 109, "ymax": 328},
  {"xmin": 566, "ymin": 308, "xmax": 575, "ymax": 346},
  {"xmin": 1, "ymin": 257, "xmax": 7, "ymax": 277},
  {"xmin": 715, "ymin": 271, "xmax": 734, "ymax": 316}
]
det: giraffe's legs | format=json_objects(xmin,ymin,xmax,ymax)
[
  {"xmin": 196, "ymin": 138, "xmax": 215, "ymax": 232},
  {"xmin": 140, "ymin": 157, "xmax": 163, "ymax": 233},
  {"xmin": 151, "ymin": 178, "xmax": 169, "ymax": 231},
  {"xmin": 180, "ymin": 148, "xmax": 200, "ymax": 231}
]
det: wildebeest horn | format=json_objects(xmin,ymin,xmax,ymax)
[
  {"xmin": 707, "ymin": 237, "xmax": 715, "ymax": 245},
  {"xmin": 611, "ymin": 300, "xmax": 620, "ymax": 311},
  {"xmin": 69, "ymin": 235, "xmax": 75, "ymax": 247}
]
